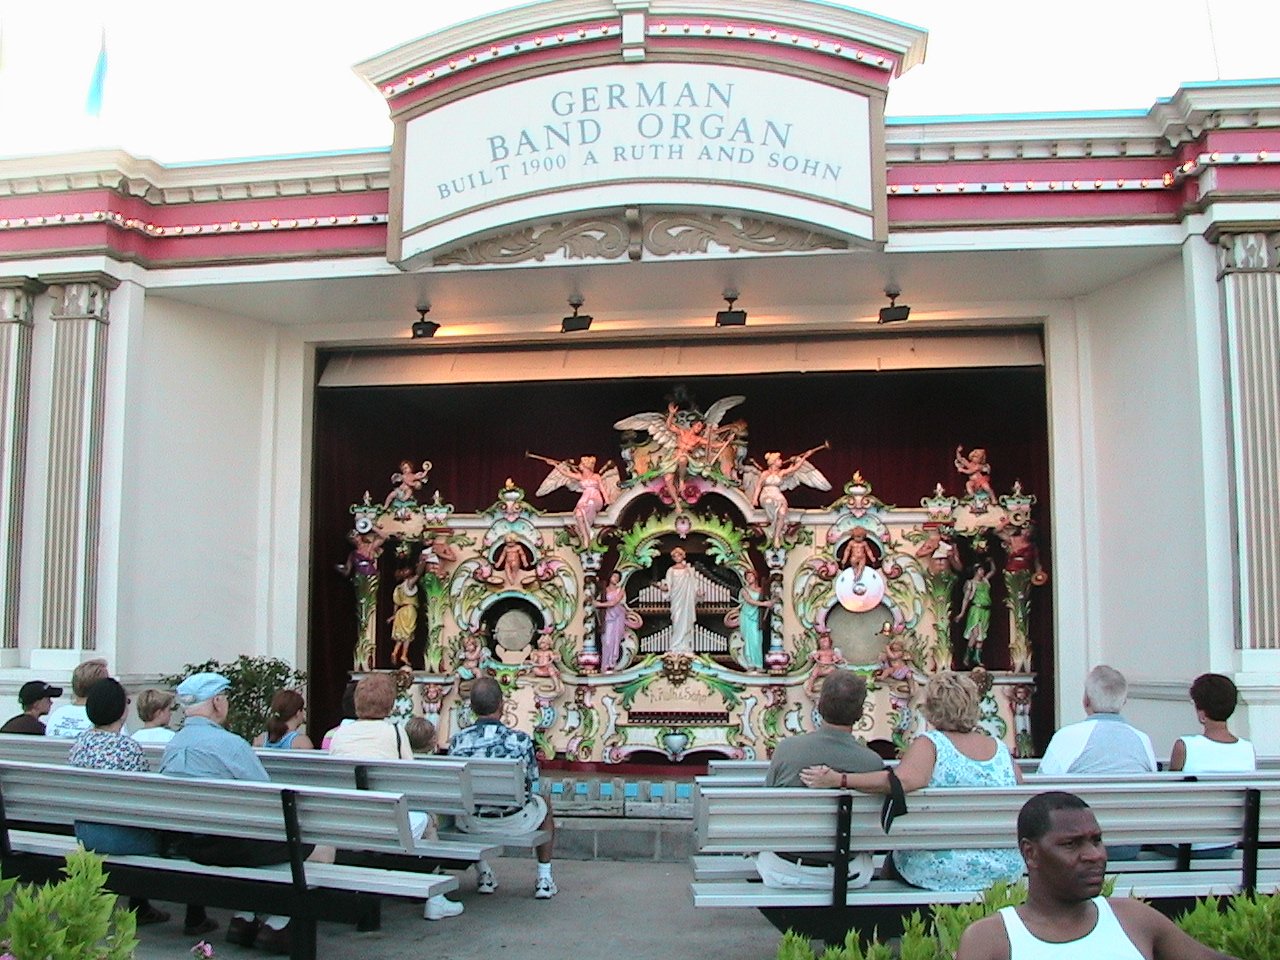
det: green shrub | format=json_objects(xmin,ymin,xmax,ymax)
[
  {"xmin": 1177, "ymin": 892, "xmax": 1280, "ymax": 960},
  {"xmin": 0, "ymin": 847, "xmax": 138, "ymax": 959},
  {"xmin": 161, "ymin": 654, "xmax": 307, "ymax": 741}
]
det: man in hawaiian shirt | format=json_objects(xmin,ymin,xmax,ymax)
[{"xmin": 448, "ymin": 676, "xmax": 557, "ymax": 899}]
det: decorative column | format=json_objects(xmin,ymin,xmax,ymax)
[
  {"xmin": 1218, "ymin": 232, "xmax": 1280, "ymax": 650},
  {"xmin": 39, "ymin": 274, "xmax": 117, "ymax": 652},
  {"xmin": 0, "ymin": 278, "xmax": 43, "ymax": 649}
]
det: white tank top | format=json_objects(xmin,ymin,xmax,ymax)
[
  {"xmin": 999, "ymin": 898, "xmax": 1144, "ymax": 959},
  {"xmin": 1179, "ymin": 734, "xmax": 1255, "ymax": 774}
]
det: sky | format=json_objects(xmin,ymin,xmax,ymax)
[{"xmin": 0, "ymin": 0, "xmax": 1275, "ymax": 164}]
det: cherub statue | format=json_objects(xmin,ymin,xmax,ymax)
[
  {"xmin": 840, "ymin": 527, "xmax": 877, "ymax": 580},
  {"xmin": 804, "ymin": 632, "xmax": 846, "ymax": 697},
  {"xmin": 954, "ymin": 446, "xmax": 993, "ymax": 499},
  {"xmin": 385, "ymin": 459, "xmax": 432, "ymax": 507},
  {"xmin": 955, "ymin": 560, "xmax": 995, "ymax": 667},
  {"xmin": 523, "ymin": 631, "xmax": 564, "ymax": 698},
  {"xmin": 614, "ymin": 395, "xmax": 745, "ymax": 507},
  {"xmin": 454, "ymin": 635, "xmax": 486, "ymax": 698},
  {"xmin": 915, "ymin": 528, "xmax": 962, "ymax": 575},
  {"xmin": 744, "ymin": 443, "xmax": 831, "ymax": 548},
  {"xmin": 388, "ymin": 566, "xmax": 419, "ymax": 667},
  {"xmin": 528, "ymin": 452, "xmax": 622, "ymax": 547},
  {"xmin": 480, "ymin": 534, "xmax": 536, "ymax": 589},
  {"xmin": 876, "ymin": 637, "xmax": 916, "ymax": 700}
]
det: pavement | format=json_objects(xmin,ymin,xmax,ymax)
[{"xmin": 131, "ymin": 855, "xmax": 781, "ymax": 960}]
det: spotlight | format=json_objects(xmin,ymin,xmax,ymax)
[
  {"xmin": 411, "ymin": 303, "xmax": 439, "ymax": 338},
  {"xmin": 715, "ymin": 288, "xmax": 747, "ymax": 326},
  {"xmin": 878, "ymin": 285, "xmax": 910, "ymax": 324},
  {"xmin": 561, "ymin": 294, "xmax": 593, "ymax": 332}
]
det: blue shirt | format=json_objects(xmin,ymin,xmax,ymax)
[
  {"xmin": 448, "ymin": 717, "xmax": 539, "ymax": 798},
  {"xmin": 159, "ymin": 716, "xmax": 268, "ymax": 782}
]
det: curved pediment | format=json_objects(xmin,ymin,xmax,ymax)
[{"xmin": 356, "ymin": 0, "xmax": 927, "ymax": 269}]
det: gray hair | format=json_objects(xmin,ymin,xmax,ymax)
[{"xmin": 1085, "ymin": 665, "xmax": 1127, "ymax": 714}]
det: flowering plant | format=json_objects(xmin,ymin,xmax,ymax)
[{"xmin": 191, "ymin": 941, "xmax": 215, "ymax": 958}]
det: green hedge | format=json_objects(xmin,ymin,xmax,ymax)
[{"xmin": 775, "ymin": 880, "xmax": 1277, "ymax": 960}]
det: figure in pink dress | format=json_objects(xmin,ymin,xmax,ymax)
[
  {"xmin": 530, "ymin": 452, "xmax": 621, "ymax": 547},
  {"xmin": 595, "ymin": 572, "xmax": 632, "ymax": 672}
]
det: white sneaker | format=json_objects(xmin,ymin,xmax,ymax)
[
  {"xmin": 534, "ymin": 876, "xmax": 558, "ymax": 899},
  {"xmin": 423, "ymin": 896, "xmax": 464, "ymax": 920},
  {"xmin": 476, "ymin": 867, "xmax": 498, "ymax": 894}
]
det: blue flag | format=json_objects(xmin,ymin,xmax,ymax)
[{"xmin": 86, "ymin": 28, "xmax": 107, "ymax": 116}]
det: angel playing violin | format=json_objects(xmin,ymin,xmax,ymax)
[
  {"xmin": 528, "ymin": 452, "xmax": 621, "ymax": 547},
  {"xmin": 744, "ymin": 443, "xmax": 832, "ymax": 548}
]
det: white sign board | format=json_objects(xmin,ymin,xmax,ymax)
[{"xmin": 398, "ymin": 63, "xmax": 876, "ymax": 262}]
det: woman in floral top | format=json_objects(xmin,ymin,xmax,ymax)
[{"xmin": 69, "ymin": 678, "xmax": 214, "ymax": 934}]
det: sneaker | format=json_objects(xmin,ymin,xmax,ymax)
[
  {"xmin": 476, "ymin": 866, "xmax": 498, "ymax": 894},
  {"xmin": 534, "ymin": 876, "xmax": 558, "ymax": 899},
  {"xmin": 423, "ymin": 896, "xmax": 464, "ymax": 920},
  {"xmin": 225, "ymin": 917, "xmax": 261, "ymax": 947}
]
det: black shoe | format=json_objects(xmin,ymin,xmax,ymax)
[
  {"xmin": 226, "ymin": 916, "xmax": 261, "ymax": 946},
  {"xmin": 134, "ymin": 902, "xmax": 170, "ymax": 926},
  {"xmin": 183, "ymin": 916, "xmax": 219, "ymax": 936},
  {"xmin": 254, "ymin": 922, "xmax": 293, "ymax": 955}
]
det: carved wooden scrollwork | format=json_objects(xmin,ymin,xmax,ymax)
[
  {"xmin": 643, "ymin": 213, "xmax": 847, "ymax": 256},
  {"xmin": 433, "ymin": 219, "xmax": 630, "ymax": 266}
]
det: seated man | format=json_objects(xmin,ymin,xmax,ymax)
[
  {"xmin": 1, "ymin": 680, "xmax": 62, "ymax": 734},
  {"xmin": 756, "ymin": 670, "xmax": 883, "ymax": 889},
  {"xmin": 45, "ymin": 658, "xmax": 111, "ymax": 738},
  {"xmin": 1038, "ymin": 665, "xmax": 1155, "ymax": 860},
  {"xmin": 448, "ymin": 677, "xmax": 558, "ymax": 899},
  {"xmin": 956, "ymin": 791, "xmax": 1237, "ymax": 960},
  {"xmin": 160, "ymin": 671, "xmax": 326, "ymax": 954}
]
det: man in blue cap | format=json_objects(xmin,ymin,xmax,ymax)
[{"xmin": 159, "ymin": 671, "xmax": 312, "ymax": 953}]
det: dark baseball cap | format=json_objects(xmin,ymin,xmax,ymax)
[{"xmin": 18, "ymin": 681, "xmax": 62, "ymax": 706}]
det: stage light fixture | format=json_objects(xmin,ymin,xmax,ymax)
[
  {"xmin": 715, "ymin": 288, "xmax": 747, "ymax": 326},
  {"xmin": 561, "ymin": 294, "xmax": 593, "ymax": 332},
  {"xmin": 411, "ymin": 303, "xmax": 439, "ymax": 338},
  {"xmin": 878, "ymin": 284, "xmax": 910, "ymax": 324}
]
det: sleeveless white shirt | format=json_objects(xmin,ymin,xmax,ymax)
[{"xmin": 999, "ymin": 898, "xmax": 1144, "ymax": 959}]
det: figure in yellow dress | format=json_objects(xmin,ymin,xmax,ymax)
[{"xmin": 388, "ymin": 566, "xmax": 419, "ymax": 667}]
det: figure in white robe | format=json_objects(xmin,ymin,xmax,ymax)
[{"xmin": 659, "ymin": 547, "xmax": 702, "ymax": 654}]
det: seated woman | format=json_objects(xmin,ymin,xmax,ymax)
[
  {"xmin": 253, "ymin": 690, "xmax": 315, "ymax": 750},
  {"xmin": 69, "ymin": 678, "xmax": 214, "ymax": 935},
  {"xmin": 328, "ymin": 674, "xmax": 461, "ymax": 921},
  {"xmin": 800, "ymin": 670, "xmax": 1024, "ymax": 891},
  {"xmin": 1168, "ymin": 673, "xmax": 1256, "ymax": 858}
]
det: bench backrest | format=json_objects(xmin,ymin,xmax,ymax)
[
  {"xmin": 0, "ymin": 733, "xmax": 525, "ymax": 813},
  {"xmin": 0, "ymin": 759, "xmax": 418, "ymax": 853},
  {"xmin": 694, "ymin": 781, "xmax": 1255, "ymax": 855}
]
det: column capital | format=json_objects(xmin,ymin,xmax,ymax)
[
  {"xmin": 40, "ymin": 272, "xmax": 119, "ymax": 324},
  {"xmin": 1215, "ymin": 230, "xmax": 1280, "ymax": 276},
  {"xmin": 0, "ymin": 277, "xmax": 47, "ymax": 325}
]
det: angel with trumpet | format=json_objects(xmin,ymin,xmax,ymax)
[
  {"xmin": 528, "ymin": 452, "xmax": 621, "ymax": 547},
  {"xmin": 744, "ymin": 442, "xmax": 832, "ymax": 548}
]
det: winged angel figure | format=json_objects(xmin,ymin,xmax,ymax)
[
  {"xmin": 613, "ymin": 396, "xmax": 746, "ymax": 507},
  {"xmin": 529, "ymin": 453, "xmax": 621, "ymax": 547},
  {"xmin": 742, "ymin": 443, "xmax": 832, "ymax": 548}
]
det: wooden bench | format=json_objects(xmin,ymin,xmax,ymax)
[
  {"xmin": 690, "ymin": 779, "xmax": 1279, "ymax": 942},
  {"xmin": 0, "ymin": 759, "xmax": 458, "ymax": 960}
]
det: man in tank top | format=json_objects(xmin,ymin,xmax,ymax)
[{"xmin": 955, "ymin": 791, "xmax": 1237, "ymax": 960}]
